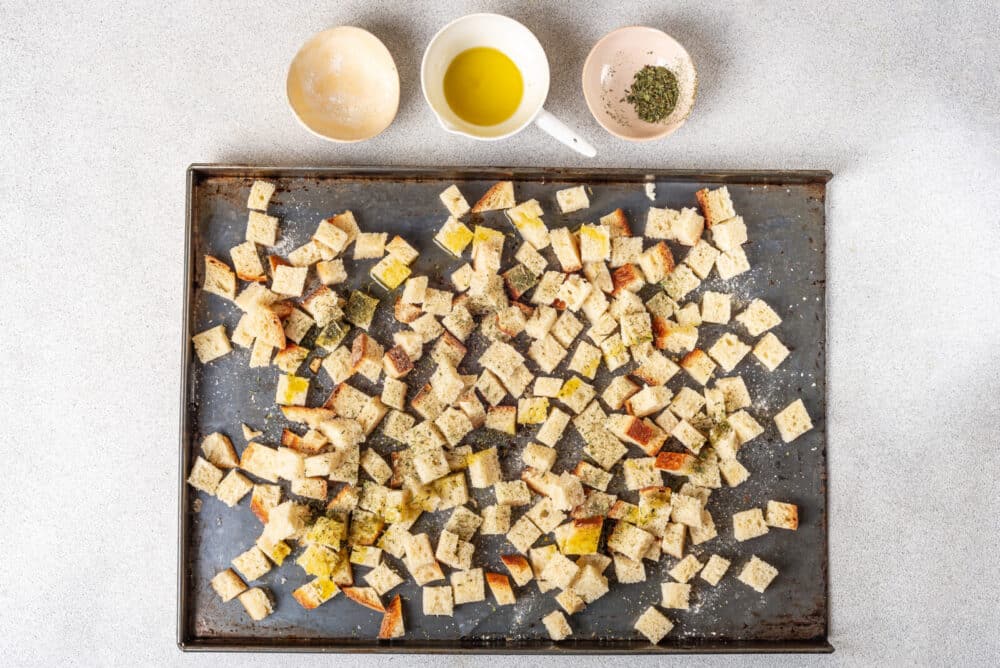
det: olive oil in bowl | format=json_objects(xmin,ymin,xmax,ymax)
[{"xmin": 443, "ymin": 47, "xmax": 524, "ymax": 126}]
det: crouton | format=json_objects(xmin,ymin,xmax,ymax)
[
  {"xmin": 735, "ymin": 298, "xmax": 782, "ymax": 336},
  {"xmin": 597, "ymin": 208, "xmax": 629, "ymax": 237},
  {"xmin": 370, "ymin": 255, "xmax": 412, "ymax": 291},
  {"xmin": 774, "ymin": 399, "xmax": 813, "ymax": 443},
  {"xmin": 507, "ymin": 516, "xmax": 542, "ymax": 555},
  {"xmin": 451, "ymin": 263, "xmax": 474, "ymax": 292},
  {"xmin": 555, "ymin": 185, "xmax": 589, "ymax": 213},
  {"xmin": 711, "ymin": 215, "xmax": 747, "ymax": 251},
  {"xmin": 216, "ymin": 470, "xmax": 253, "ymax": 507},
  {"xmin": 485, "ymin": 405, "xmax": 517, "ymax": 435},
  {"xmin": 622, "ymin": 457, "xmax": 663, "ymax": 490},
  {"xmin": 486, "ymin": 572, "xmax": 516, "ymax": 606},
  {"xmin": 599, "ymin": 334, "xmax": 630, "ymax": 372},
  {"xmin": 668, "ymin": 554, "xmax": 703, "ymax": 584},
  {"xmin": 737, "ymin": 555, "xmax": 779, "ymax": 593},
  {"xmin": 695, "ymin": 186, "xmax": 736, "ymax": 227},
  {"xmin": 473, "ymin": 181, "xmax": 515, "ymax": 212},
  {"xmin": 572, "ymin": 461, "xmax": 613, "ymax": 491},
  {"xmin": 423, "ymin": 585, "xmax": 454, "ymax": 616},
  {"xmin": 247, "ymin": 180, "xmax": 276, "ymax": 211},
  {"xmin": 578, "ymin": 224, "xmax": 611, "ymax": 264},
  {"xmin": 733, "ymin": 508, "xmax": 770, "ymax": 542},
  {"xmin": 342, "ymin": 586, "xmax": 386, "ymax": 612},
  {"xmin": 451, "ymin": 568, "xmax": 486, "ymax": 605},
  {"xmin": 662, "ymin": 264, "xmax": 701, "ymax": 301},
  {"xmin": 439, "ymin": 184, "xmax": 471, "ymax": 218},
  {"xmin": 191, "ymin": 325, "xmax": 232, "ymax": 363},
  {"xmin": 766, "ymin": 500, "xmax": 799, "ymax": 530},
  {"xmin": 613, "ymin": 553, "xmax": 646, "ymax": 583},
  {"xmin": 230, "ymin": 240, "xmax": 266, "ymax": 282},
  {"xmin": 542, "ymin": 610, "xmax": 572, "ymax": 641},
  {"xmin": 203, "ymin": 255, "xmax": 236, "ymax": 301},
  {"xmin": 232, "ymin": 546, "xmax": 272, "ymax": 582},
  {"xmin": 678, "ymin": 349, "xmax": 715, "ymax": 386},
  {"xmin": 211, "ymin": 569, "xmax": 248, "ymax": 602},
  {"xmin": 707, "ymin": 333, "xmax": 752, "ymax": 372},
  {"xmin": 609, "ymin": 236, "xmax": 642, "ymax": 268},
  {"xmin": 625, "ymin": 386, "xmax": 673, "ymax": 417},
  {"xmin": 637, "ymin": 242, "xmax": 675, "ymax": 284},
  {"xmin": 501, "ymin": 554, "xmax": 534, "ymax": 586},
  {"xmin": 661, "ymin": 582, "xmax": 691, "ymax": 609},
  {"xmin": 550, "ymin": 227, "xmax": 582, "ymax": 272},
  {"xmin": 634, "ymin": 606, "xmax": 673, "ymax": 644},
  {"xmin": 238, "ymin": 588, "xmax": 274, "ymax": 621},
  {"xmin": 505, "ymin": 199, "xmax": 549, "ymax": 250},
  {"xmin": 753, "ymin": 332, "xmax": 790, "ymax": 371},
  {"xmin": 607, "ymin": 521, "xmax": 655, "ymax": 562},
  {"xmin": 683, "ymin": 239, "xmax": 721, "ymax": 279},
  {"xmin": 187, "ymin": 456, "xmax": 223, "ymax": 494},
  {"xmin": 378, "ymin": 594, "xmax": 405, "ymax": 639},
  {"xmin": 719, "ymin": 458, "xmax": 750, "ymax": 488},
  {"xmin": 364, "ymin": 562, "xmax": 404, "ymax": 596},
  {"xmin": 481, "ymin": 503, "xmax": 512, "ymax": 535},
  {"xmin": 716, "ymin": 246, "xmax": 751, "ymax": 279},
  {"xmin": 672, "ymin": 207, "xmax": 705, "ymax": 246}
]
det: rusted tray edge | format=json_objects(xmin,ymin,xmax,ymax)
[{"xmin": 178, "ymin": 165, "xmax": 832, "ymax": 654}]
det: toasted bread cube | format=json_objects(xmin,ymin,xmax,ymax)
[
  {"xmin": 413, "ymin": 447, "xmax": 450, "ymax": 485},
  {"xmin": 401, "ymin": 276, "xmax": 428, "ymax": 305},
  {"xmin": 505, "ymin": 198, "xmax": 549, "ymax": 248},
  {"xmin": 608, "ymin": 521, "xmax": 655, "ymax": 562},
  {"xmin": 433, "ymin": 472, "xmax": 469, "ymax": 510},
  {"xmin": 695, "ymin": 554, "xmax": 730, "ymax": 586},
  {"xmin": 247, "ymin": 180, "xmax": 275, "ymax": 211},
  {"xmin": 614, "ymin": 553, "xmax": 646, "ymax": 583},
  {"xmin": 735, "ymin": 298, "xmax": 782, "ymax": 336},
  {"xmin": 601, "ymin": 377, "xmax": 641, "ymax": 412},
  {"xmin": 519, "ymin": 443, "xmax": 556, "ymax": 474},
  {"xmin": 411, "ymin": 387, "xmax": 448, "ymax": 425},
  {"xmin": 376, "ymin": 594, "xmax": 405, "ymax": 639},
  {"xmin": 464, "ymin": 447, "xmax": 500, "ymax": 489},
  {"xmin": 230, "ymin": 240, "xmax": 266, "ymax": 281},
  {"xmin": 216, "ymin": 470, "xmax": 253, "ymax": 507},
  {"xmin": 578, "ymin": 224, "xmax": 611, "ymax": 263},
  {"xmin": 480, "ymin": 503, "xmax": 512, "ymax": 535},
  {"xmin": 556, "ymin": 185, "xmax": 590, "ymax": 213},
  {"xmin": 500, "ymin": 554, "xmax": 534, "ymax": 586},
  {"xmin": 774, "ymin": 399, "xmax": 813, "ymax": 443},
  {"xmin": 715, "ymin": 377, "xmax": 750, "ymax": 413},
  {"xmin": 753, "ymin": 332, "xmax": 790, "ymax": 371},
  {"xmin": 669, "ymin": 386, "xmax": 705, "ymax": 420},
  {"xmin": 540, "ymin": 552, "xmax": 580, "ymax": 590},
  {"xmin": 716, "ymin": 246, "xmax": 751, "ymax": 279},
  {"xmin": 384, "ymin": 235, "xmax": 418, "ymax": 265},
  {"xmin": 291, "ymin": 476, "xmax": 327, "ymax": 501},
  {"xmin": 738, "ymin": 555, "xmax": 779, "ymax": 593},
  {"xmin": 598, "ymin": 208, "xmax": 629, "ymax": 237},
  {"xmin": 542, "ymin": 610, "xmax": 572, "ymax": 641},
  {"xmin": 517, "ymin": 397, "xmax": 549, "ymax": 425},
  {"xmin": 495, "ymin": 479, "xmax": 532, "ymax": 507},
  {"xmin": 611, "ymin": 263, "xmax": 646, "ymax": 296},
  {"xmin": 353, "ymin": 232, "xmax": 387, "ymax": 260},
  {"xmin": 342, "ymin": 291, "xmax": 377, "ymax": 331},
  {"xmin": 668, "ymin": 554, "xmax": 703, "ymax": 584},
  {"xmin": 661, "ymin": 582, "xmax": 691, "ymax": 610},
  {"xmin": 707, "ymin": 333, "xmax": 751, "ymax": 372},
  {"xmin": 199, "ymin": 432, "xmax": 238, "ymax": 469},
  {"xmin": 530, "ymin": 271, "xmax": 564, "ymax": 307},
  {"xmin": 483, "ymin": 405, "xmax": 515, "ymax": 435},
  {"xmin": 662, "ymin": 264, "xmax": 700, "ymax": 301},
  {"xmin": 420, "ymin": 288, "xmax": 451, "ymax": 317},
  {"xmin": 625, "ymin": 385, "xmax": 673, "ymax": 417},
  {"xmin": 275, "ymin": 374, "xmax": 309, "ymax": 407},
  {"xmin": 481, "ymin": 573, "xmax": 515, "ymax": 606},
  {"xmin": 232, "ymin": 546, "xmax": 272, "ymax": 581},
  {"xmin": 423, "ymin": 585, "xmax": 454, "ymax": 616},
  {"xmin": 451, "ymin": 568, "xmax": 486, "ymax": 605},
  {"xmin": 192, "ymin": 325, "xmax": 232, "ymax": 364},
  {"xmin": 695, "ymin": 186, "xmax": 735, "ymax": 227},
  {"xmin": 203, "ymin": 255, "xmax": 236, "ymax": 301},
  {"xmin": 719, "ymin": 458, "xmax": 750, "ymax": 487},
  {"xmin": 439, "ymin": 184, "xmax": 471, "ymax": 218},
  {"xmin": 637, "ymin": 242, "xmax": 675, "ymax": 284},
  {"xmin": 238, "ymin": 588, "xmax": 274, "ymax": 621},
  {"xmin": 548, "ymin": 227, "xmax": 581, "ymax": 273},
  {"xmin": 658, "ymin": 522, "xmax": 685, "ymax": 559},
  {"xmin": 670, "ymin": 493, "xmax": 704, "ymax": 528},
  {"xmin": 556, "ymin": 377, "xmax": 595, "ymax": 415},
  {"xmin": 187, "ymin": 456, "xmax": 223, "ymax": 494},
  {"xmin": 506, "ymin": 516, "xmax": 542, "ymax": 553},
  {"xmin": 645, "ymin": 206, "xmax": 678, "ymax": 239},
  {"xmin": 609, "ymin": 236, "xmax": 642, "ymax": 268},
  {"xmin": 292, "ymin": 577, "xmax": 340, "ymax": 610},
  {"xmin": 711, "ymin": 215, "xmax": 747, "ymax": 252},
  {"xmin": 733, "ymin": 508, "xmax": 770, "ymax": 542},
  {"xmin": 684, "ymin": 239, "xmax": 720, "ymax": 279},
  {"xmin": 362, "ymin": 562, "xmax": 403, "ymax": 596},
  {"xmin": 448, "ymin": 264, "xmax": 473, "ymax": 293},
  {"xmin": 677, "ymin": 349, "xmax": 714, "ymax": 386},
  {"xmin": 766, "ymin": 501, "xmax": 799, "ymax": 530},
  {"xmin": 435, "ymin": 407, "xmax": 474, "ymax": 447},
  {"xmin": 241, "ymin": 443, "xmax": 280, "ymax": 483},
  {"xmin": 623, "ymin": 457, "xmax": 663, "ymax": 490},
  {"xmin": 211, "ymin": 569, "xmax": 248, "ymax": 602},
  {"xmin": 523, "ymin": 497, "xmax": 564, "ymax": 533},
  {"xmin": 634, "ymin": 606, "xmax": 673, "ymax": 644},
  {"xmin": 599, "ymin": 334, "xmax": 630, "ymax": 372},
  {"xmin": 672, "ymin": 207, "xmax": 705, "ymax": 246},
  {"xmin": 572, "ymin": 461, "xmax": 612, "ymax": 492},
  {"xmin": 370, "ymin": 255, "xmax": 412, "ymax": 291}
]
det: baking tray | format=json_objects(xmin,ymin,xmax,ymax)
[{"xmin": 179, "ymin": 165, "xmax": 832, "ymax": 653}]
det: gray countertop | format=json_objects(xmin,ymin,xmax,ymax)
[{"xmin": 2, "ymin": 1, "xmax": 998, "ymax": 666}]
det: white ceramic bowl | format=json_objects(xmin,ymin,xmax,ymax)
[
  {"xmin": 582, "ymin": 26, "xmax": 697, "ymax": 142},
  {"xmin": 286, "ymin": 27, "xmax": 400, "ymax": 142}
]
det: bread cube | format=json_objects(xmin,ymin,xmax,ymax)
[
  {"xmin": 623, "ymin": 457, "xmax": 662, "ymax": 490},
  {"xmin": 556, "ymin": 185, "xmax": 590, "ymax": 213},
  {"xmin": 719, "ymin": 458, "xmax": 750, "ymax": 487},
  {"xmin": 524, "ymin": 497, "xmax": 564, "ymax": 533},
  {"xmin": 247, "ymin": 180, "xmax": 276, "ymax": 211},
  {"xmin": 601, "ymin": 208, "xmax": 632, "ymax": 237},
  {"xmin": 645, "ymin": 206, "xmax": 677, "ymax": 239},
  {"xmin": 683, "ymin": 239, "xmax": 720, "ymax": 279},
  {"xmin": 766, "ymin": 500, "xmax": 799, "ymax": 530},
  {"xmin": 572, "ymin": 461, "xmax": 612, "ymax": 491},
  {"xmin": 434, "ymin": 216, "xmax": 474, "ymax": 257},
  {"xmin": 550, "ymin": 227, "xmax": 582, "ymax": 273},
  {"xmin": 599, "ymin": 334, "xmax": 630, "ymax": 372},
  {"xmin": 613, "ymin": 553, "xmax": 646, "ymax": 583},
  {"xmin": 662, "ymin": 264, "xmax": 701, "ymax": 300},
  {"xmin": 542, "ymin": 610, "xmax": 572, "ymax": 641},
  {"xmin": 673, "ymin": 207, "xmax": 705, "ymax": 246},
  {"xmin": 607, "ymin": 521, "xmax": 655, "ymax": 562},
  {"xmin": 501, "ymin": 554, "xmax": 534, "ymax": 586},
  {"xmin": 737, "ymin": 555, "xmax": 779, "ymax": 593},
  {"xmin": 637, "ymin": 242, "xmax": 675, "ymax": 284},
  {"xmin": 555, "ymin": 589, "xmax": 586, "ymax": 615},
  {"xmin": 232, "ymin": 546, "xmax": 272, "ymax": 581},
  {"xmin": 506, "ymin": 516, "xmax": 542, "ymax": 553},
  {"xmin": 695, "ymin": 186, "xmax": 736, "ymax": 226},
  {"xmin": 579, "ymin": 223, "xmax": 611, "ymax": 263},
  {"xmin": 707, "ymin": 333, "xmax": 751, "ymax": 372},
  {"xmin": 711, "ymin": 215, "xmax": 747, "ymax": 251},
  {"xmin": 486, "ymin": 572, "xmax": 516, "ymax": 606},
  {"xmin": 774, "ymin": 399, "xmax": 814, "ymax": 442},
  {"xmin": 753, "ymin": 332, "xmax": 790, "ymax": 371},
  {"xmin": 436, "ymin": 530, "xmax": 474, "ymax": 571},
  {"xmin": 698, "ymin": 554, "xmax": 731, "ymax": 586},
  {"xmin": 216, "ymin": 470, "xmax": 253, "ymax": 507},
  {"xmin": 733, "ymin": 508, "xmax": 770, "ymax": 541},
  {"xmin": 353, "ymin": 232, "xmax": 387, "ymax": 260},
  {"xmin": 467, "ymin": 447, "xmax": 502, "ymax": 489},
  {"xmin": 191, "ymin": 325, "xmax": 232, "ymax": 364},
  {"xmin": 540, "ymin": 552, "xmax": 581, "ymax": 590},
  {"xmin": 661, "ymin": 582, "xmax": 691, "ymax": 609},
  {"xmin": 668, "ymin": 554, "xmax": 703, "ymax": 584},
  {"xmin": 481, "ymin": 504, "xmax": 512, "ymax": 535},
  {"xmin": 678, "ymin": 349, "xmax": 715, "ymax": 386},
  {"xmin": 506, "ymin": 199, "xmax": 549, "ymax": 249},
  {"xmin": 610, "ymin": 236, "xmax": 643, "ymax": 268},
  {"xmin": 211, "ymin": 569, "xmax": 247, "ymax": 602},
  {"xmin": 238, "ymin": 588, "xmax": 274, "ymax": 621},
  {"xmin": 187, "ymin": 456, "xmax": 223, "ymax": 495},
  {"xmin": 634, "ymin": 606, "xmax": 673, "ymax": 644},
  {"xmin": 735, "ymin": 298, "xmax": 782, "ymax": 336},
  {"xmin": 440, "ymin": 184, "xmax": 470, "ymax": 217},
  {"xmin": 716, "ymin": 246, "xmax": 751, "ymax": 279},
  {"xmin": 423, "ymin": 585, "xmax": 454, "ymax": 616}
]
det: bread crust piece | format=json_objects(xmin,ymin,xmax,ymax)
[
  {"xmin": 472, "ymin": 181, "xmax": 515, "ymax": 212},
  {"xmin": 378, "ymin": 594, "xmax": 405, "ymax": 639}
]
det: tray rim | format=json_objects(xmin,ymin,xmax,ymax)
[{"xmin": 178, "ymin": 164, "xmax": 832, "ymax": 654}]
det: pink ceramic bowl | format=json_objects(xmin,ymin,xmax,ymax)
[{"xmin": 582, "ymin": 26, "xmax": 697, "ymax": 142}]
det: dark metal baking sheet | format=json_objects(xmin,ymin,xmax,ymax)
[{"xmin": 179, "ymin": 165, "xmax": 831, "ymax": 653}]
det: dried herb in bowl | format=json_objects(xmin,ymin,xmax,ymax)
[{"xmin": 623, "ymin": 65, "xmax": 679, "ymax": 123}]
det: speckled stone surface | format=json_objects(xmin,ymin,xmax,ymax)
[{"xmin": 2, "ymin": 1, "xmax": 998, "ymax": 666}]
